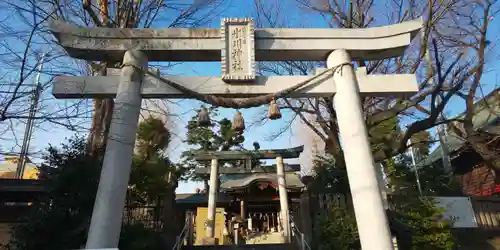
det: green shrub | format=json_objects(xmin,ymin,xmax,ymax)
[{"xmin": 314, "ymin": 208, "xmax": 360, "ymax": 250}]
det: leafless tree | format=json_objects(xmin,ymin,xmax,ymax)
[
  {"xmin": 0, "ymin": 0, "xmax": 227, "ymax": 245},
  {"xmin": 0, "ymin": 2, "xmax": 88, "ymax": 157},
  {"xmin": 252, "ymin": 0, "xmax": 500, "ymax": 170},
  {"xmin": 0, "ymin": 0, "xmax": 226, "ymax": 157}
]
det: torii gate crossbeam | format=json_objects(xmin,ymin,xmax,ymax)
[{"xmin": 50, "ymin": 18, "xmax": 421, "ymax": 62}]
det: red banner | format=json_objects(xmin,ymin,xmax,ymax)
[{"xmin": 475, "ymin": 184, "xmax": 500, "ymax": 196}]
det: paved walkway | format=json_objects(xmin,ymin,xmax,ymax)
[{"xmin": 246, "ymin": 231, "xmax": 284, "ymax": 244}]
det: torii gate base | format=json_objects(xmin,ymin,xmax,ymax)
[{"xmin": 50, "ymin": 17, "xmax": 422, "ymax": 250}]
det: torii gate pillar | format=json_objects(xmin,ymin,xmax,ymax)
[
  {"xmin": 328, "ymin": 50, "xmax": 393, "ymax": 249},
  {"xmin": 86, "ymin": 50, "xmax": 148, "ymax": 249}
]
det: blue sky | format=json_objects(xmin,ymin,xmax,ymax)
[
  {"xmin": 0, "ymin": 1, "xmax": 310, "ymax": 192},
  {"xmin": 1, "ymin": 1, "xmax": 499, "ymax": 193}
]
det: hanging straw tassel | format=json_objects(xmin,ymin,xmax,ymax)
[
  {"xmin": 197, "ymin": 106, "xmax": 211, "ymax": 127},
  {"xmin": 268, "ymin": 98, "xmax": 282, "ymax": 120},
  {"xmin": 232, "ymin": 111, "xmax": 245, "ymax": 132}
]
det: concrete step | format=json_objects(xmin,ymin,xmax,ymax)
[
  {"xmin": 183, "ymin": 243, "xmax": 293, "ymax": 250},
  {"xmin": 246, "ymin": 231, "xmax": 284, "ymax": 244}
]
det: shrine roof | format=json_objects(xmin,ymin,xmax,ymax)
[
  {"xmin": 417, "ymin": 88, "xmax": 500, "ymax": 168},
  {"xmin": 183, "ymin": 146, "xmax": 304, "ymax": 160},
  {"xmin": 220, "ymin": 172, "xmax": 305, "ymax": 191},
  {"xmin": 193, "ymin": 164, "xmax": 301, "ymax": 175},
  {"xmin": 175, "ymin": 192, "xmax": 233, "ymax": 204}
]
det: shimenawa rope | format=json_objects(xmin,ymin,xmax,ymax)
[{"xmin": 121, "ymin": 62, "xmax": 352, "ymax": 109}]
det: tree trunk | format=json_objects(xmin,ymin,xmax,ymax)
[
  {"xmin": 162, "ymin": 185, "xmax": 177, "ymax": 248},
  {"xmin": 325, "ymin": 135, "xmax": 341, "ymax": 157},
  {"xmin": 87, "ymin": 98, "xmax": 114, "ymax": 155},
  {"xmin": 87, "ymin": 99, "xmax": 102, "ymax": 152},
  {"xmin": 86, "ymin": 63, "xmax": 115, "ymax": 155}
]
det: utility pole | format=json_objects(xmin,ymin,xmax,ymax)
[
  {"xmin": 407, "ymin": 137, "xmax": 423, "ymax": 197},
  {"xmin": 435, "ymin": 95, "xmax": 452, "ymax": 173},
  {"xmin": 15, "ymin": 53, "xmax": 46, "ymax": 179}
]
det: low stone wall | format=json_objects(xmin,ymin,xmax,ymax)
[{"xmin": 0, "ymin": 223, "xmax": 13, "ymax": 246}]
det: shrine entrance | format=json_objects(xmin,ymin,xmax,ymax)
[
  {"xmin": 50, "ymin": 17, "xmax": 422, "ymax": 250},
  {"xmin": 229, "ymin": 183, "xmax": 293, "ymax": 245},
  {"xmin": 184, "ymin": 146, "xmax": 305, "ymax": 245}
]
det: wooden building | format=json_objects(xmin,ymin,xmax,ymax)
[
  {"xmin": 0, "ymin": 179, "xmax": 45, "ymax": 245},
  {"xmin": 179, "ymin": 146, "xmax": 307, "ymax": 245},
  {"xmin": 418, "ymin": 89, "xmax": 500, "ymax": 196},
  {"xmin": 416, "ymin": 90, "xmax": 500, "ymax": 249}
]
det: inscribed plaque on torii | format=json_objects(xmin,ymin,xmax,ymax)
[{"xmin": 221, "ymin": 18, "xmax": 255, "ymax": 82}]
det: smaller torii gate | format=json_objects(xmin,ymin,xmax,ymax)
[
  {"xmin": 50, "ymin": 17, "xmax": 422, "ymax": 250},
  {"xmin": 184, "ymin": 145, "xmax": 306, "ymax": 244}
]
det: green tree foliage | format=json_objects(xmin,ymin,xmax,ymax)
[
  {"xmin": 6, "ymin": 137, "xmax": 102, "ymax": 250},
  {"xmin": 309, "ymin": 155, "xmax": 349, "ymax": 195},
  {"xmin": 182, "ymin": 106, "xmax": 246, "ymax": 181},
  {"xmin": 369, "ymin": 116, "xmax": 403, "ymax": 159},
  {"xmin": 385, "ymin": 157, "xmax": 461, "ymax": 196},
  {"xmin": 310, "ymin": 114, "xmax": 456, "ymax": 249},
  {"xmin": 312, "ymin": 156, "xmax": 455, "ymax": 250},
  {"xmin": 308, "ymin": 156, "xmax": 356, "ymax": 250},
  {"xmin": 119, "ymin": 224, "xmax": 165, "ymax": 250},
  {"xmin": 129, "ymin": 116, "xmax": 176, "ymax": 205},
  {"xmin": 369, "ymin": 116, "xmax": 433, "ymax": 161},
  {"xmin": 129, "ymin": 117, "xmax": 180, "ymax": 249},
  {"xmin": 394, "ymin": 197, "xmax": 455, "ymax": 250},
  {"xmin": 314, "ymin": 208, "xmax": 360, "ymax": 250},
  {"xmin": 5, "ymin": 118, "xmax": 176, "ymax": 250},
  {"xmin": 410, "ymin": 130, "xmax": 433, "ymax": 157},
  {"xmin": 368, "ymin": 116, "xmax": 459, "ymax": 195},
  {"xmin": 136, "ymin": 117, "xmax": 171, "ymax": 159},
  {"xmin": 185, "ymin": 107, "xmax": 244, "ymax": 152},
  {"xmin": 310, "ymin": 116, "xmax": 438, "ymax": 195},
  {"xmin": 383, "ymin": 157, "xmax": 456, "ymax": 249}
]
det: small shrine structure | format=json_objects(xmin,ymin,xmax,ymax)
[{"xmin": 177, "ymin": 146, "xmax": 306, "ymax": 245}]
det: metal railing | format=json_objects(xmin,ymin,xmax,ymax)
[
  {"xmin": 172, "ymin": 212, "xmax": 193, "ymax": 250},
  {"xmin": 290, "ymin": 215, "xmax": 312, "ymax": 250}
]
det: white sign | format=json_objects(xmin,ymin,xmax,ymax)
[
  {"xmin": 434, "ymin": 196, "xmax": 478, "ymax": 228},
  {"xmin": 221, "ymin": 18, "xmax": 255, "ymax": 82}
]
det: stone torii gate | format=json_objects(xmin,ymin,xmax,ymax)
[{"xmin": 50, "ymin": 18, "xmax": 422, "ymax": 250}]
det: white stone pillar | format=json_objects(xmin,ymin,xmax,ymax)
[
  {"xmin": 276, "ymin": 156, "xmax": 290, "ymax": 242},
  {"xmin": 327, "ymin": 49, "xmax": 393, "ymax": 250},
  {"xmin": 248, "ymin": 217, "xmax": 253, "ymax": 232},
  {"xmin": 206, "ymin": 158, "xmax": 219, "ymax": 238},
  {"xmin": 86, "ymin": 50, "xmax": 147, "ymax": 248},
  {"xmin": 277, "ymin": 212, "xmax": 282, "ymax": 232},
  {"xmin": 240, "ymin": 199, "xmax": 246, "ymax": 218}
]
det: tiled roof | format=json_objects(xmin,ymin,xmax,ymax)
[
  {"xmin": 176, "ymin": 172, "xmax": 305, "ymax": 204},
  {"xmin": 175, "ymin": 192, "xmax": 233, "ymax": 204},
  {"xmin": 418, "ymin": 89, "xmax": 500, "ymax": 167},
  {"xmin": 220, "ymin": 172, "xmax": 305, "ymax": 190}
]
